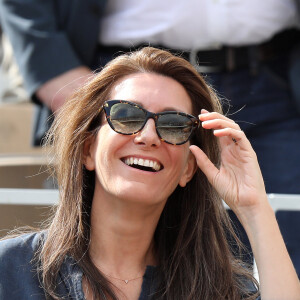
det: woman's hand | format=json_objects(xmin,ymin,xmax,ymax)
[
  {"xmin": 190, "ymin": 110, "xmax": 300, "ymax": 298},
  {"xmin": 190, "ymin": 109, "xmax": 268, "ymax": 217}
]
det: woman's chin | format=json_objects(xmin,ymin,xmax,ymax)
[{"xmin": 116, "ymin": 188, "xmax": 166, "ymax": 207}]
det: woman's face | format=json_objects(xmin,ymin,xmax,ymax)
[{"xmin": 84, "ymin": 73, "xmax": 196, "ymax": 206}]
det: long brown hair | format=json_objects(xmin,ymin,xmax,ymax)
[{"xmin": 42, "ymin": 47, "xmax": 259, "ymax": 299}]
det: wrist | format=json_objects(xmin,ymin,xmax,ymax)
[{"xmin": 233, "ymin": 196, "xmax": 275, "ymax": 231}]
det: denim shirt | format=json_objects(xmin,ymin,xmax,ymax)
[
  {"xmin": 0, "ymin": 233, "xmax": 156, "ymax": 299},
  {"xmin": 0, "ymin": 232, "xmax": 260, "ymax": 299}
]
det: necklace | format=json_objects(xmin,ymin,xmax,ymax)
[
  {"xmin": 91, "ymin": 258, "xmax": 147, "ymax": 284},
  {"xmin": 101, "ymin": 272, "xmax": 144, "ymax": 284}
]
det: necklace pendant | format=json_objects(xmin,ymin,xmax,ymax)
[{"xmin": 124, "ymin": 280, "xmax": 129, "ymax": 284}]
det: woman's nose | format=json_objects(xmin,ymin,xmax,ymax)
[{"xmin": 133, "ymin": 119, "xmax": 161, "ymax": 147}]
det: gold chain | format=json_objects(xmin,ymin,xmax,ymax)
[
  {"xmin": 92, "ymin": 260, "xmax": 145, "ymax": 284},
  {"xmin": 101, "ymin": 272, "xmax": 144, "ymax": 284}
]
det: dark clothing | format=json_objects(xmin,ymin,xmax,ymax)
[
  {"xmin": 0, "ymin": 232, "xmax": 260, "ymax": 300},
  {"xmin": 0, "ymin": 0, "xmax": 107, "ymax": 96},
  {"xmin": 0, "ymin": 233, "xmax": 157, "ymax": 300}
]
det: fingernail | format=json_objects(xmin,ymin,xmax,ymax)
[{"xmin": 201, "ymin": 109, "xmax": 209, "ymax": 113}]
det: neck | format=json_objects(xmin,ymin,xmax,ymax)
[{"xmin": 88, "ymin": 186, "xmax": 165, "ymax": 278}]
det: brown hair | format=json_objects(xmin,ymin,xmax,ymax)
[{"xmin": 41, "ymin": 47, "xmax": 259, "ymax": 299}]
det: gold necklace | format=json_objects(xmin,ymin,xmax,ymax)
[
  {"xmin": 91, "ymin": 258, "xmax": 146, "ymax": 284},
  {"xmin": 101, "ymin": 271, "xmax": 144, "ymax": 284}
]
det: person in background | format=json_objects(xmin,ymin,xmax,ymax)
[
  {"xmin": 0, "ymin": 47, "xmax": 300, "ymax": 300},
  {"xmin": 0, "ymin": 0, "xmax": 300, "ymax": 274},
  {"xmin": 0, "ymin": 26, "xmax": 28, "ymax": 104}
]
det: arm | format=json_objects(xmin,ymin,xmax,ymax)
[
  {"xmin": 190, "ymin": 110, "xmax": 300, "ymax": 299},
  {"xmin": 36, "ymin": 66, "xmax": 92, "ymax": 112},
  {"xmin": 0, "ymin": 0, "xmax": 92, "ymax": 111}
]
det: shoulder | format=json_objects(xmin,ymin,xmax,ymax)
[
  {"xmin": 0, "ymin": 232, "xmax": 46, "ymax": 299},
  {"xmin": 0, "ymin": 231, "xmax": 43, "ymax": 257},
  {"xmin": 0, "ymin": 231, "xmax": 44, "ymax": 274}
]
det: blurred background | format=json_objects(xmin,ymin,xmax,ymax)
[{"xmin": 0, "ymin": 31, "xmax": 55, "ymax": 237}]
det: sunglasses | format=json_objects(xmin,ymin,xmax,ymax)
[{"xmin": 101, "ymin": 100, "xmax": 199, "ymax": 145}]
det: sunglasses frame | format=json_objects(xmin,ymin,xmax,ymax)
[{"xmin": 101, "ymin": 100, "xmax": 200, "ymax": 145}]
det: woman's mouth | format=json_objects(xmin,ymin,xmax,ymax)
[{"xmin": 122, "ymin": 157, "xmax": 163, "ymax": 172}]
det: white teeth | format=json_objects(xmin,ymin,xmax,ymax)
[
  {"xmin": 153, "ymin": 161, "xmax": 160, "ymax": 171},
  {"xmin": 123, "ymin": 157, "xmax": 161, "ymax": 171}
]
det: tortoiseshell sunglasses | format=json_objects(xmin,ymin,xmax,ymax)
[{"xmin": 101, "ymin": 100, "xmax": 199, "ymax": 145}]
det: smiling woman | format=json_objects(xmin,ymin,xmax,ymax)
[{"xmin": 0, "ymin": 47, "xmax": 299, "ymax": 300}]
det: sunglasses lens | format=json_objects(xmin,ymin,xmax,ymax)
[
  {"xmin": 110, "ymin": 103, "xmax": 146, "ymax": 134},
  {"xmin": 157, "ymin": 114, "xmax": 194, "ymax": 144}
]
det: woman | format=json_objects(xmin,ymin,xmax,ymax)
[{"xmin": 0, "ymin": 47, "xmax": 299, "ymax": 300}]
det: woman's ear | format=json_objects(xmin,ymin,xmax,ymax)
[
  {"xmin": 83, "ymin": 135, "xmax": 96, "ymax": 171},
  {"xmin": 179, "ymin": 152, "xmax": 197, "ymax": 187}
]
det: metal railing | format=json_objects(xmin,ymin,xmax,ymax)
[
  {"xmin": 0, "ymin": 188, "xmax": 58, "ymax": 205},
  {"xmin": 1, "ymin": 189, "xmax": 299, "ymax": 210}
]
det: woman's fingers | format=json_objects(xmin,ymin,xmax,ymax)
[
  {"xmin": 189, "ymin": 145, "xmax": 219, "ymax": 185},
  {"xmin": 200, "ymin": 111, "xmax": 236, "ymax": 124},
  {"xmin": 213, "ymin": 127, "xmax": 244, "ymax": 140},
  {"xmin": 213, "ymin": 127, "xmax": 253, "ymax": 149},
  {"xmin": 199, "ymin": 111, "xmax": 253, "ymax": 148},
  {"xmin": 202, "ymin": 119, "xmax": 240, "ymax": 131}
]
